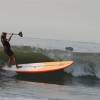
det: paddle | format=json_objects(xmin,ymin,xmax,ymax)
[
  {"xmin": 3, "ymin": 32, "xmax": 23, "ymax": 37},
  {"xmin": 12, "ymin": 32, "xmax": 23, "ymax": 37}
]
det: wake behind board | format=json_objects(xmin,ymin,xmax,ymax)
[{"xmin": 2, "ymin": 61, "xmax": 73, "ymax": 74}]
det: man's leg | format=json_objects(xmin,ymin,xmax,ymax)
[
  {"xmin": 12, "ymin": 55, "xmax": 21, "ymax": 68},
  {"xmin": 12, "ymin": 55, "xmax": 18, "ymax": 68},
  {"xmin": 8, "ymin": 57, "xmax": 12, "ymax": 67}
]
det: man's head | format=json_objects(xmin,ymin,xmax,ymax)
[
  {"xmin": 1, "ymin": 32, "xmax": 7, "ymax": 39},
  {"xmin": 2, "ymin": 32, "xmax": 7, "ymax": 36}
]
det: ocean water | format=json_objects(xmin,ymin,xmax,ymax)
[
  {"xmin": 0, "ymin": 37, "xmax": 100, "ymax": 52},
  {"xmin": 0, "ymin": 38, "xmax": 100, "ymax": 100}
]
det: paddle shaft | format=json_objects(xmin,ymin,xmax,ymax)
[
  {"xmin": 8, "ymin": 33, "xmax": 20, "ymax": 35},
  {"xmin": 7, "ymin": 32, "xmax": 23, "ymax": 37}
]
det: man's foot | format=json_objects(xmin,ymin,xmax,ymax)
[{"xmin": 16, "ymin": 66, "xmax": 22, "ymax": 69}]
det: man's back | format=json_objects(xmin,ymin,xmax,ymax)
[{"xmin": 1, "ymin": 35, "xmax": 11, "ymax": 50}]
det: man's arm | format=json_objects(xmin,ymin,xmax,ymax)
[{"xmin": 8, "ymin": 33, "xmax": 13, "ymax": 42}]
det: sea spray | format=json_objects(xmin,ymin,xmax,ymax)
[{"xmin": 66, "ymin": 52, "xmax": 100, "ymax": 78}]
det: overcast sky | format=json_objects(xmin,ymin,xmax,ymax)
[{"xmin": 0, "ymin": 0, "xmax": 100, "ymax": 43}]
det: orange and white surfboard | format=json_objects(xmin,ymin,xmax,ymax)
[{"xmin": 3, "ymin": 61, "xmax": 74, "ymax": 74}]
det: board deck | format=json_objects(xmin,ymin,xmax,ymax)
[{"xmin": 3, "ymin": 61, "xmax": 74, "ymax": 74}]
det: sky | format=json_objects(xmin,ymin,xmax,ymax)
[{"xmin": 0, "ymin": 0, "xmax": 100, "ymax": 43}]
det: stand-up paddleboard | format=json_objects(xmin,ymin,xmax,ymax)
[{"xmin": 3, "ymin": 61, "xmax": 73, "ymax": 74}]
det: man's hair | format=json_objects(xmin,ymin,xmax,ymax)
[{"xmin": 2, "ymin": 32, "xmax": 7, "ymax": 35}]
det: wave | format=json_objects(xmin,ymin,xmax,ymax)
[{"xmin": 0, "ymin": 45, "xmax": 100, "ymax": 79}]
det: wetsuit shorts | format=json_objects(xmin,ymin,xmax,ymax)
[{"xmin": 4, "ymin": 49, "xmax": 14, "ymax": 57}]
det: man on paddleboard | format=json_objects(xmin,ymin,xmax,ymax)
[{"xmin": 1, "ymin": 32, "xmax": 20, "ymax": 68}]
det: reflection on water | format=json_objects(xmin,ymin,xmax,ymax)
[
  {"xmin": 16, "ymin": 71, "xmax": 68, "ymax": 85},
  {"xmin": 15, "ymin": 71, "xmax": 100, "ymax": 87},
  {"xmin": 0, "ymin": 69, "xmax": 100, "ymax": 87}
]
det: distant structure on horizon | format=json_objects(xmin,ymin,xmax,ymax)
[{"xmin": 65, "ymin": 47, "xmax": 74, "ymax": 51}]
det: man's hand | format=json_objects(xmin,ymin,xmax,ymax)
[{"xmin": 8, "ymin": 33, "xmax": 13, "ymax": 42}]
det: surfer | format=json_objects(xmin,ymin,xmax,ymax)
[{"xmin": 1, "ymin": 32, "xmax": 20, "ymax": 68}]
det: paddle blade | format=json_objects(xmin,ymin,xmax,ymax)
[{"xmin": 18, "ymin": 32, "xmax": 23, "ymax": 37}]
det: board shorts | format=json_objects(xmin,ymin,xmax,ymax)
[{"xmin": 4, "ymin": 49, "xmax": 14, "ymax": 57}]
